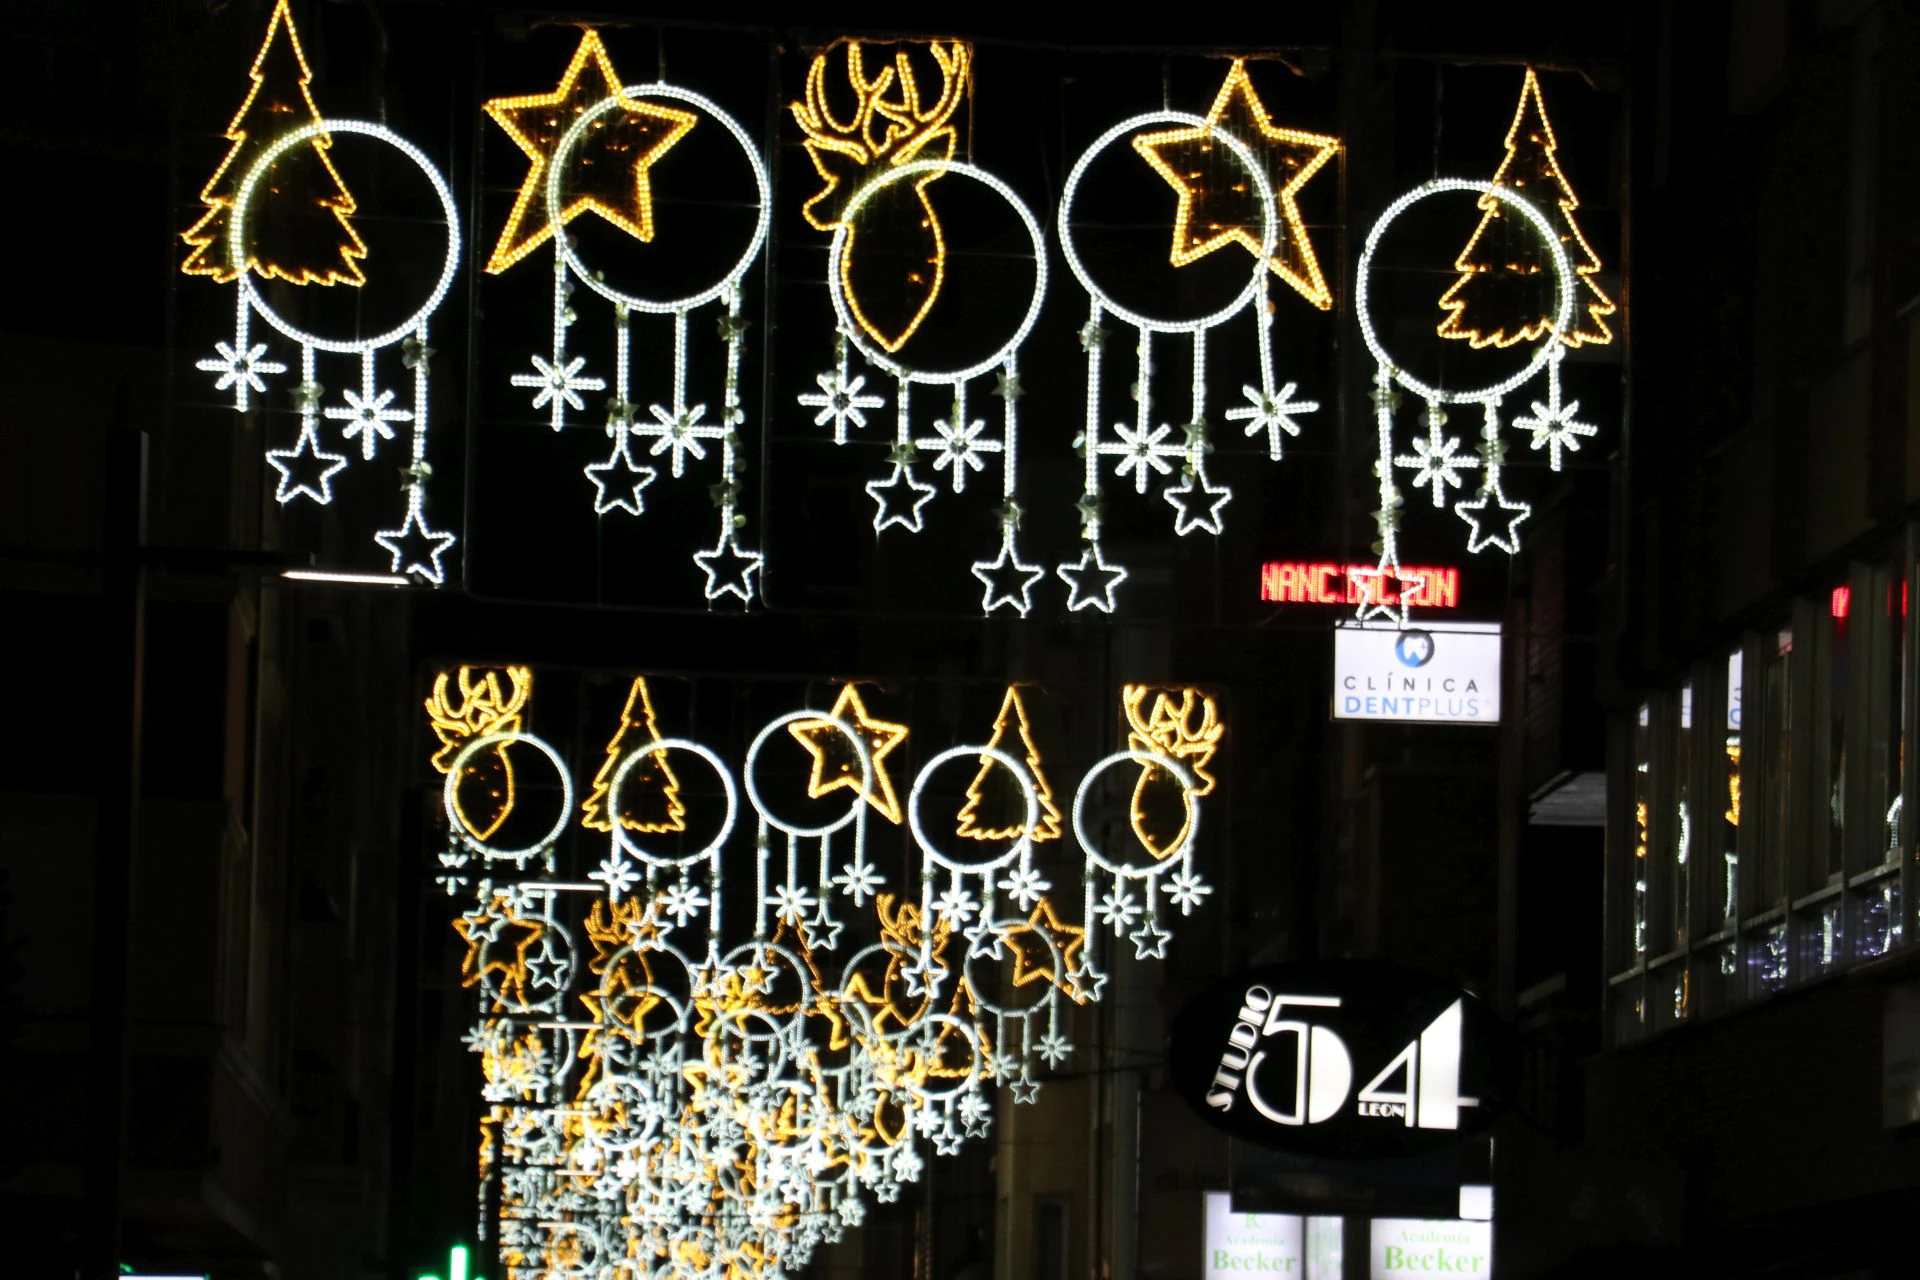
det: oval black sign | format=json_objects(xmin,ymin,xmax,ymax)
[{"xmin": 1167, "ymin": 960, "xmax": 1518, "ymax": 1159}]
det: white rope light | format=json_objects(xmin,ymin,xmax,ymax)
[
  {"xmin": 439, "ymin": 687, "xmax": 1213, "ymax": 1280},
  {"xmin": 200, "ymin": 118, "xmax": 461, "ymax": 582},
  {"xmin": 1055, "ymin": 111, "xmax": 1318, "ymax": 613},
  {"xmin": 800, "ymin": 158, "xmax": 1050, "ymax": 617},
  {"xmin": 1353, "ymin": 179, "xmax": 1579, "ymax": 605},
  {"xmin": 508, "ymin": 84, "xmax": 773, "ymax": 606}
]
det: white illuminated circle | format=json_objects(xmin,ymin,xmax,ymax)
[
  {"xmin": 907, "ymin": 744, "xmax": 1039, "ymax": 874},
  {"xmin": 231, "ymin": 119, "xmax": 461, "ymax": 353},
  {"xmin": 904, "ymin": 1012, "xmax": 988, "ymax": 1100},
  {"xmin": 548, "ymin": 84, "xmax": 771, "ymax": 315},
  {"xmin": 1072, "ymin": 748, "xmax": 1200, "ymax": 876},
  {"xmin": 1056, "ymin": 112, "xmax": 1277, "ymax": 335},
  {"xmin": 743, "ymin": 711, "xmax": 871, "ymax": 839},
  {"xmin": 442, "ymin": 730, "xmax": 574, "ymax": 860},
  {"xmin": 828, "ymin": 159, "xmax": 1048, "ymax": 384},
  {"xmin": 605, "ymin": 736, "xmax": 739, "ymax": 868},
  {"xmin": 1355, "ymin": 178, "xmax": 1575, "ymax": 405}
]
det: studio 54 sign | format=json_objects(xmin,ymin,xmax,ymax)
[{"xmin": 1168, "ymin": 960, "xmax": 1518, "ymax": 1158}]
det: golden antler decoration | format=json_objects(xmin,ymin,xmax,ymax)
[
  {"xmin": 1123, "ymin": 685, "xmax": 1224, "ymax": 860},
  {"xmin": 790, "ymin": 40, "xmax": 971, "ymax": 353},
  {"xmin": 426, "ymin": 665, "xmax": 533, "ymax": 841}
]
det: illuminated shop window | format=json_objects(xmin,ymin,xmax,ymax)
[
  {"xmin": 1723, "ymin": 649, "xmax": 1742, "ymax": 925},
  {"xmin": 1632, "ymin": 702, "xmax": 1651, "ymax": 959}
]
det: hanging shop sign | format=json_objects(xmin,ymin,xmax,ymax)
[
  {"xmin": 1261, "ymin": 562, "xmax": 1460, "ymax": 609},
  {"xmin": 1368, "ymin": 1218, "xmax": 1492, "ymax": 1279},
  {"xmin": 1167, "ymin": 960, "xmax": 1518, "ymax": 1159},
  {"xmin": 1332, "ymin": 622, "xmax": 1501, "ymax": 725},
  {"xmin": 1204, "ymin": 1193, "xmax": 1303, "ymax": 1278}
]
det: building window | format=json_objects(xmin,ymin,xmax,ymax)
[{"xmin": 1607, "ymin": 540, "xmax": 1918, "ymax": 1045}]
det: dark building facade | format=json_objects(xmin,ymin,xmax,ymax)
[{"xmin": 37, "ymin": 3, "xmax": 1913, "ymax": 1279}]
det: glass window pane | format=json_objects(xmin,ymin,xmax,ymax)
[
  {"xmin": 1671, "ymin": 684, "xmax": 1692, "ymax": 949},
  {"xmin": 1855, "ymin": 878, "xmax": 1903, "ymax": 960},
  {"xmin": 1746, "ymin": 921, "xmax": 1789, "ymax": 997},
  {"xmin": 1633, "ymin": 703, "xmax": 1651, "ymax": 960},
  {"xmin": 1723, "ymin": 651, "xmax": 1742, "ymax": 925},
  {"xmin": 1827, "ymin": 586, "xmax": 1850, "ymax": 879},
  {"xmin": 1758, "ymin": 631, "xmax": 1792, "ymax": 908},
  {"xmin": 1873, "ymin": 560, "xmax": 1906, "ymax": 867},
  {"xmin": 1794, "ymin": 901, "xmax": 1843, "ymax": 981}
]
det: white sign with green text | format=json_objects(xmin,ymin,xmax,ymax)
[
  {"xmin": 1369, "ymin": 1218, "xmax": 1492, "ymax": 1278},
  {"xmin": 1205, "ymin": 1192, "xmax": 1304, "ymax": 1276}
]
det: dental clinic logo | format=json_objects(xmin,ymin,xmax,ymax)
[{"xmin": 1394, "ymin": 629, "xmax": 1436, "ymax": 669}]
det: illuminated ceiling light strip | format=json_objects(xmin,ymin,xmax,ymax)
[{"xmin": 281, "ymin": 569, "xmax": 409, "ymax": 586}]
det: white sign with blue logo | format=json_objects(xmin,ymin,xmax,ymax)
[{"xmin": 1333, "ymin": 622, "xmax": 1502, "ymax": 725}]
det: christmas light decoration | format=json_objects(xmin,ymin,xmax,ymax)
[
  {"xmin": 481, "ymin": 29, "xmax": 697, "ymax": 275},
  {"xmin": 955, "ymin": 687, "xmax": 1063, "ymax": 843},
  {"xmin": 1354, "ymin": 179, "xmax": 1575, "ymax": 592},
  {"xmin": 488, "ymin": 39, "xmax": 773, "ymax": 605},
  {"xmin": 1122, "ymin": 685, "xmax": 1222, "ymax": 861},
  {"xmin": 179, "ymin": 0, "xmax": 365, "ymax": 286},
  {"xmin": 186, "ymin": 81, "xmax": 462, "ymax": 584},
  {"xmin": 791, "ymin": 41, "xmax": 972, "ymax": 354},
  {"xmin": 788, "ymin": 685, "xmax": 910, "ymax": 825},
  {"xmin": 580, "ymin": 677, "xmax": 686, "ymax": 835},
  {"xmin": 1436, "ymin": 68, "xmax": 1614, "ymax": 350},
  {"xmin": 431, "ymin": 673, "xmax": 1217, "ymax": 1279},
  {"xmin": 1131, "ymin": 59, "xmax": 1341, "ymax": 311},
  {"xmin": 795, "ymin": 150, "xmax": 1048, "ymax": 616},
  {"xmin": 1057, "ymin": 107, "xmax": 1319, "ymax": 612}
]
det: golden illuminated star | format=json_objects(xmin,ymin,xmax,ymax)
[
  {"xmin": 1002, "ymin": 896, "xmax": 1087, "ymax": 992},
  {"xmin": 482, "ymin": 28, "xmax": 697, "ymax": 274},
  {"xmin": 1132, "ymin": 59, "xmax": 1341, "ymax": 310},
  {"xmin": 788, "ymin": 684, "xmax": 909, "ymax": 824}
]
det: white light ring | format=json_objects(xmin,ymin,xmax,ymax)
[
  {"xmin": 744, "ymin": 710, "xmax": 873, "ymax": 839},
  {"xmin": 963, "ymin": 916, "xmax": 1064, "ymax": 1019},
  {"xmin": 1072, "ymin": 748, "xmax": 1201, "ymax": 877},
  {"xmin": 548, "ymin": 83, "xmax": 771, "ymax": 314},
  {"xmin": 442, "ymin": 730, "xmax": 575, "ymax": 860},
  {"xmin": 605, "ymin": 736, "xmax": 739, "ymax": 868},
  {"xmin": 1355, "ymin": 178, "xmax": 1575, "ymax": 404},
  {"xmin": 1057, "ymin": 111, "xmax": 1277, "ymax": 335},
  {"xmin": 231, "ymin": 119, "xmax": 461, "ymax": 353},
  {"xmin": 905, "ymin": 1012, "xmax": 987, "ymax": 1101},
  {"xmin": 828, "ymin": 159, "xmax": 1048, "ymax": 385},
  {"xmin": 593, "ymin": 951, "xmax": 696, "ymax": 1040},
  {"xmin": 907, "ymin": 744, "xmax": 1039, "ymax": 875}
]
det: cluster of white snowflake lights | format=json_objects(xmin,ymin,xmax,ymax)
[{"xmin": 428, "ymin": 670, "xmax": 1217, "ymax": 1279}]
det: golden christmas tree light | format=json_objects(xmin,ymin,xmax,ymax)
[
  {"xmin": 1435, "ymin": 67, "xmax": 1615, "ymax": 349},
  {"xmin": 180, "ymin": 0, "xmax": 368, "ymax": 286}
]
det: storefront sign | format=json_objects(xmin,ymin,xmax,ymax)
[
  {"xmin": 1167, "ymin": 961, "xmax": 1518, "ymax": 1159},
  {"xmin": 1262, "ymin": 562, "xmax": 1460, "ymax": 609},
  {"xmin": 1204, "ymin": 1192, "xmax": 1303, "ymax": 1276},
  {"xmin": 1369, "ymin": 1218, "xmax": 1492, "ymax": 1278},
  {"xmin": 1333, "ymin": 623, "xmax": 1501, "ymax": 725}
]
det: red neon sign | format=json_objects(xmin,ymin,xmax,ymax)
[{"xmin": 1259, "ymin": 562, "xmax": 1461, "ymax": 608}]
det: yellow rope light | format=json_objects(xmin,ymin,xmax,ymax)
[
  {"xmin": 955, "ymin": 686, "xmax": 1063, "ymax": 842},
  {"xmin": 481, "ymin": 28, "xmax": 697, "ymax": 274},
  {"xmin": 581, "ymin": 676, "xmax": 687, "ymax": 835},
  {"xmin": 426, "ymin": 666, "xmax": 533, "ymax": 841},
  {"xmin": 1123, "ymin": 684, "xmax": 1223, "ymax": 860},
  {"xmin": 1131, "ymin": 59, "xmax": 1341, "ymax": 310},
  {"xmin": 1435, "ymin": 68, "xmax": 1615, "ymax": 349},
  {"xmin": 180, "ymin": 0, "xmax": 368, "ymax": 286},
  {"xmin": 789, "ymin": 40, "xmax": 972, "ymax": 352},
  {"xmin": 788, "ymin": 684, "xmax": 910, "ymax": 824}
]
